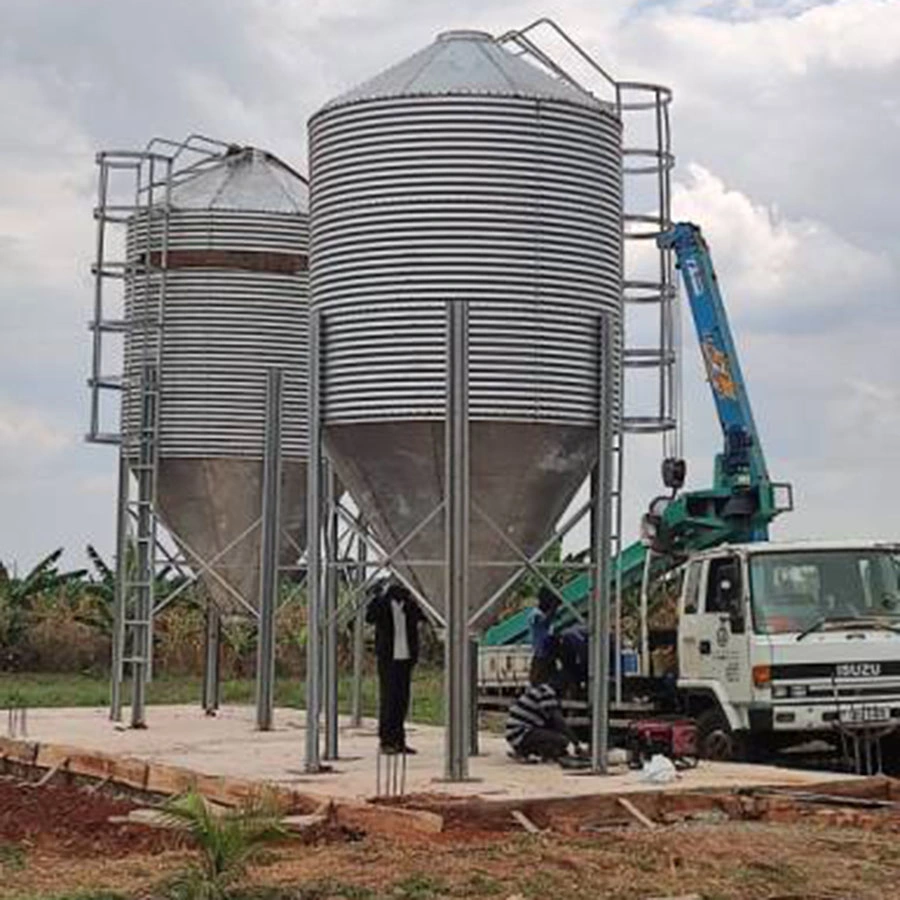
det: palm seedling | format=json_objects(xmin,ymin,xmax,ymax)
[{"xmin": 160, "ymin": 789, "xmax": 289, "ymax": 900}]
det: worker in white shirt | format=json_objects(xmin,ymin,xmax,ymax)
[{"xmin": 365, "ymin": 582, "xmax": 425, "ymax": 754}]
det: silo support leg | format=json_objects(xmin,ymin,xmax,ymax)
[
  {"xmin": 350, "ymin": 524, "xmax": 367, "ymax": 728},
  {"xmin": 589, "ymin": 314, "xmax": 616, "ymax": 774},
  {"xmin": 257, "ymin": 368, "xmax": 283, "ymax": 731},
  {"xmin": 305, "ymin": 309, "xmax": 324, "ymax": 772},
  {"xmin": 203, "ymin": 599, "xmax": 221, "ymax": 715},
  {"xmin": 323, "ymin": 464, "xmax": 340, "ymax": 758},
  {"xmin": 443, "ymin": 299, "xmax": 470, "ymax": 781},
  {"xmin": 469, "ymin": 637, "xmax": 480, "ymax": 756}
]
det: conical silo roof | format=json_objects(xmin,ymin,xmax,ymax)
[
  {"xmin": 310, "ymin": 31, "xmax": 622, "ymax": 628},
  {"xmin": 171, "ymin": 146, "xmax": 308, "ymax": 213},
  {"xmin": 323, "ymin": 29, "xmax": 606, "ymax": 110}
]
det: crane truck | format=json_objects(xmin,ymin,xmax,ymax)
[{"xmin": 479, "ymin": 223, "xmax": 900, "ymax": 767}]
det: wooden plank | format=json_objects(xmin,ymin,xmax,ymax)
[
  {"xmin": 57, "ymin": 745, "xmax": 149, "ymax": 792},
  {"xmin": 36, "ymin": 757, "xmax": 69, "ymax": 787},
  {"xmin": 282, "ymin": 813, "xmax": 328, "ymax": 833},
  {"xmin": 644, "ymin": 894, "xmax": 701, "ymax": 900},
  {"xmin": 108, "ymin": 756, "xmax": 150, "ymax": 792},
  {"xmin": 109, "ymin": 809, "xmax": 187, "ymax": 830},
  {"xmin": 617, "ymin": 796, "xmax": 657, "ymax": 830},
  {"xmin": 333, "ymin": 802, "xmax": 443, "ymax": 836},
  {"xmin": 145, "ymin": 762, "xmax": 201, "ymax": 797},
  {"xmin": 87, "ymin": 774, "xmax": 112, "ymax": 794},
  {"xmin": 751, "ymin": 788, "xmax": 900, "ymax": 810},
  {"xmin": 510, "ymin": 809, "xmax": 542, "ymax": 834},
  {"xmin": 36, "ymin": 742, "xmax": 71, "ymax": 768},
  {"xmin": 0, "ymin": 737, "xmax": 39, "ymax": 766},
  {"xmin": 190, "ymin": 772, "xmax": 230, "ymax": 805}
]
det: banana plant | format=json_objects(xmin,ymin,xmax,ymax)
[{"xmin": 0, "ymin": 549, "xmax": 85, "ymax": 668}]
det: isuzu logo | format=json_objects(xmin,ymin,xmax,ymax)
[{"xmin": 836, "ymin": 662, "xmax": 882, "ymax": 678}]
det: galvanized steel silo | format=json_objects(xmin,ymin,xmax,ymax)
[
  {"xmin": 309, "ymin": 31, "xmax": 622, "ymax": 624},
  {"xmin": 125, "ymin": 146, "xmax": 309, "ymax": 611}
]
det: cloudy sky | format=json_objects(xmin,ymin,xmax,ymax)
[{"xmin": 1, "ymin": 0, "xmax": 898, "ymax": 571}]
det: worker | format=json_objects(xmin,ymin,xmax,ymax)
[
  {"xmin": 528, "ymin": 585, "xmax": 561, "ymax": 685},
  {"xmin": 557, "ymin": 625, "xmax": 589, "ymax": 696},
  {"xmin": 505, "ymin": 680, "xmax": 583, "ymax": 761},
  {"xmin": 365, "ymin": 581, "xmax": 425, "ymax": 755}
]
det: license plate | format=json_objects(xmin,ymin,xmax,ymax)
[{"xmin": 839, "ymin": 706, "xmax": 890, "ymax": 724}]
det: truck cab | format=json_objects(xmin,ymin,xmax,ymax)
[{"xmin": 678, "ymin": 540, "xmax": 900, "ymax": 760}]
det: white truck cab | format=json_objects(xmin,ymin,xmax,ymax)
[{"xmin": 678, "ymin": 540, "xmax": 900, "ymax": 760}]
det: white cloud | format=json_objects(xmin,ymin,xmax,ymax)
[
  {"xmin": 0, "ymin": 73, "xmax": 94, "ymax": 292},
  {"xmin": 75, "ymin": 473, "xmax": 117, "ymax": 497},
  {"xmin": 672, "ymin": 163, "xmax": 895, "ymax": 329},
  {"xmin": 829, "ymin": 377, "xmax": 900, "ymax": 459},
  {"xmin": 0, "ymin": 400, "xmax": 71, "ymax": 467},
  {"xmin": 635, "ymin": 0, "xmax": 900, "ymax": 79},
  {"xmin": 615, "ymin": 0, "xmax": 900, "ymax": 261}
]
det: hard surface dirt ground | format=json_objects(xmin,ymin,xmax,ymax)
[{"xmin": 2, "ymin": 777, "xmax": 900, "ymax": 900}]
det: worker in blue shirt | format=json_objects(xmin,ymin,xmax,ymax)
[
  {"xmin": 557, "ymin": 624, "xmax": 589, "ymax": 696},
  {"xmin": 528, "ymin": 586, "xmax": 561, "ymax": 685}
]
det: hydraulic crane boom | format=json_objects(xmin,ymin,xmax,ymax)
[
  {"xmin": 653, "ymin": 222, "xmax": 790, "ymax": 546},
  {"xmin": 661, "ymin": 223, "xmax": 767, "ymax": 482}
]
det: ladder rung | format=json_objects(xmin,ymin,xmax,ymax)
[{"xmin": 121, "ymin": 657, "xmax": 149, "ymax": 665}]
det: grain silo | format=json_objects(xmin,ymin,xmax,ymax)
[
  {"xmin": 308, "ymin": 30, "xmax": 622, "ymax": 626},
  {"xmin": 123, "ymin": 146, "xmax": 309, "ymax": 614}
]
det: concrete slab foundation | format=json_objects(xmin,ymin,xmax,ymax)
[{"xmin": 12, "ymin": 704, "xmax": 853, "ymax": 803}]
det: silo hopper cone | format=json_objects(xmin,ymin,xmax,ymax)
[
  {"xmin": 326, "ymin": 420, "xmax": 596, "ymax": 628},
  {"xmin": 155, "ymin": 458, "xmax": 307, "ymax": 614}
]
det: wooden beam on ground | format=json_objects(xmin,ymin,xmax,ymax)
[
  {"xmin": 88, "ymin": 774, "xmax": 112, "ymax": 794},
  {"xmin": 510, "ymin": 809, "xmax": 542, "ymax": 834},
  {"xmin": 617, "ymin": 796, "xmax": 657, "ymax": 830},
  {"xmin": 644, "ymin": 894, "xmax": 701, "ymax": 900},
  {"xmin": 36, "ymin": 757, "xmax": 69, "ymax": 787},
  {"xmin": 333, "ymin": 802, "xmax": 443, "ymax": 836}
]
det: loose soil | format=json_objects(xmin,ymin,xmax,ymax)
[
  {"xmin": 8, "ymin": 823, "xmax": 897, "ymax": 900},
  {"xmin": 0, "ymin": 775, "xmax": 184, "ymax": 857},
  {"xmin": 3, "ymin": 777, "xmax": 900, "ymax": 899}
]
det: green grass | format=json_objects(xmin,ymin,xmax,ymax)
[
  {"xmin": 0, "ymin": 670, "xmax": 444, "ymax": 726},
  {"xmin": 5, "ymin": 894, "xmax": 128, "ymax": 900},
  {"xmin": 0, "ymin": 841, "xmax": 27, "ymax": 872},
  {"xmin": 391, "ymin": 874, "xmax": 448, "ymax": 900}
]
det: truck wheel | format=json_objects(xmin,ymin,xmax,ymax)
[{"xmin": 697, "ymin": 708, "xmax": 744, "ymax": 761}]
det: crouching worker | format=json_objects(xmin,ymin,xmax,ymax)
[{"xmin": 505, "ymin": 681, "xmax": 583, "ymax": 762}]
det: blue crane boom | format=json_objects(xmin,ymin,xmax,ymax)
[{"xmin": 658, "ymin": 222, "xmax": 770, "ymax": 531}]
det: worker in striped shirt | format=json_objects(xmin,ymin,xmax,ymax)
[{"xmin": 505, "ymin": 681, "xmax": 583, "ymax": 761}]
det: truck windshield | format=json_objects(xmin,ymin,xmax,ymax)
[{"xmin": 749, "ymin": 550, "xmax": 900, "ymax": 635}]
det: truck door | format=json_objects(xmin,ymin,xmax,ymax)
[
  {"xmin": 677, "ymin": 560, "xmax": 704, "ymax": 679},
  {"xmin": 696, "ymin": 555, "xmax": 753, "ymax": 704}
]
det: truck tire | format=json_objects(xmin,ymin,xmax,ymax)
[{"xmin": 697, "ymin": 708, "xmax": 746, "ymax": 762}]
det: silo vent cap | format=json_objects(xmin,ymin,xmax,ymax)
[{"xmin": 436, "ymin": 30, "xmax": 493, "ymax": 42}]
